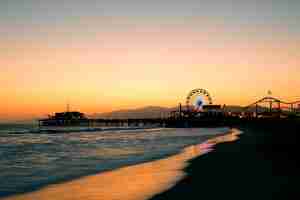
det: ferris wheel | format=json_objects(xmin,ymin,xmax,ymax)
[{"xmin": 186, "ymin": 88, "xmax": 213, "ymax": 111}]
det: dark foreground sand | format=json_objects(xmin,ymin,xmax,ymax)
[{"xmin": 150, "ymin": 122, "xmax": 300, "ymax": 200}]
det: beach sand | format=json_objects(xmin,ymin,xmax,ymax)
[
  {"xmin": 150, "ymin": 122, "xmax": 300, "ymax": 200},
  {"xmin": 2, "ymin": 129, "xmax": 240, "ymax": 200}
]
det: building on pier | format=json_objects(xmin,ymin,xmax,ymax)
[{"xmin": 39, "ymin": 111, "xmax": 89, "ymax": 126}]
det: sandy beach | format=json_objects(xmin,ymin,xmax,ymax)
[{"xmin": 150, "ymin": 122, "xmax": 300, "ymax": 200}]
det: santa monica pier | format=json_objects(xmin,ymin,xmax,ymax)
[{"xmin": 38, "ymin": 88, "xmax": 300, "ymax": 128}]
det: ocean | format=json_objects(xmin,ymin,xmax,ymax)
[{"xmin": 0, "ymin": 124, "xmax": 229, "ymax": 198}]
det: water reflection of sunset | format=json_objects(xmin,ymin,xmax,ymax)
[{"xmin": 4, "ymin": 129, "xmax": 241, "ymax": 200}]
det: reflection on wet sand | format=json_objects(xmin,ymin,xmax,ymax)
[{"xmin": 3, "ymin": 129, "xmax": 241, "ymax": 200}]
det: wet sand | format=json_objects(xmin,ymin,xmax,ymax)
[
  {"xmin": 2, "ymin": 129, "xmax": 240, "ymax": 200},
  {"xmin": 150, "ymin": 122, "xmax": 300, "ymax": 200}
]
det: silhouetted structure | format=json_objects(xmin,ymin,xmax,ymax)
[
  {"xmin": 38, "ymin": 89, "xmax": 300, "ymax": 128},
  {"xmin": 244, "ymin": 96, "xmax": 300, "ymax": 119},
  {"xmin": 39, "ymin": 111, "xmax": 89, "ymax": 126}
]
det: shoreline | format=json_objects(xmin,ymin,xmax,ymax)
[
  {"xmin": 150, "ymin": 123, "xmax": 300, "ymax": 200},
  {"xmin": 1, "ymin": 129, "xmax": 240, "ymax": 200}
]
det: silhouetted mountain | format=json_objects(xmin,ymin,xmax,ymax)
[
  {"xmin": 224, "ymin": 105, "xmax": 273, "ymax": 113},
  {"xmin": 91, "ymin": 106, "xmax": 176, "ymax": 119},
  {"xmin": 91, "ymin": 105, "xmax": 267, "ymax": 119},
  {"xmin": 223, "ymin": 105, "xmax": 244, "ymax": 112},
  {"xmin": 0, "ymin": 119, "xmax": 37, "ymax": 124}
]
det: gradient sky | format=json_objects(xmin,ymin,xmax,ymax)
[{"xmin": 1, "ymin": 0, "xmax": 300, "ymax": 120}]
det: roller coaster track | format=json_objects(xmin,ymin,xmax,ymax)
[{"xmin": 244, "ymin": 96, "xmax": 300, "ymax": 109}]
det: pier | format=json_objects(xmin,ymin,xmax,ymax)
[{"xmin": 38, "ymin": 88, "xmax": 300, "ymax": 128}]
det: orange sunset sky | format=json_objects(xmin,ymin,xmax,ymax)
[{"xmin": 1, "ymin": 0, "xmax": 300, "ymax": 121}]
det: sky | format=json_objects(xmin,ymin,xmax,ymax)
[{"xmin": 1, "ymin": 0, "xmax": 300, "ymax": 120}]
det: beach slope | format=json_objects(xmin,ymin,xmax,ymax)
[{"xmin": 150, "ymin": 123, "xmax": 299, "ymax": 200}]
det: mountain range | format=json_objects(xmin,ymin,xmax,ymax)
[{"xmin": 90, "ymin": 105, "xmax": 255, "ymax": 119}]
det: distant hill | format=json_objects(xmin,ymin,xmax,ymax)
[
  {"xmin": 90, "ymin": 105, "xmax": 266, "ymax": 119},
  {"xmin": 223, "ymin": 105, "xmax": 244, "ymax": 112},
  {"xmin": 0, "ymin": 119, "xmax": 37, "ymax": 124},
  {"xmin": 224, "ymin": 105, "xmax": 270, "ymax": 113},
  {"xmin": 91, "ymin": 106, "xmax": 176, "ymax": 119}
]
